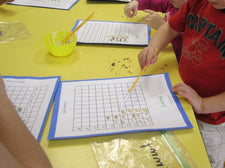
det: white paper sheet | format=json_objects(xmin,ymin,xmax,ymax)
[
  {"xmin": 73, "ymin": 20, "xmax": 151, "ymax": 45},
  {"xmin": 7, "ymin": 0, "xmax": 78, "ymax": 10},
  {"xmin": 49, "ymin": 73, "xmax": 192, "ymax": 139},
  {"xmin": 3, "ymin": 76, "xmax": 60, "ymax": 141}
]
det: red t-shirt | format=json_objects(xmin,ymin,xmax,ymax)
[{"xmin": 169, "ymin": 0, "xmax": 225, "ymax": 125}]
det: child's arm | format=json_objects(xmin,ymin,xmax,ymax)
[
  {"xmin": 138, "ymin": 22, "xmax": 179, "ymax": 69},
  {"xmin": 0, "ymin": 75, "xmax": 52, "ymax": 168},
  {"xmin": 0, "ymin": 142, "xmax": 24, "ymax": 168},
  {"xmin": 172, "ymin": 83, "xmax": 225, "ymax": 114}
]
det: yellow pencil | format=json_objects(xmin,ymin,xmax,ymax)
[
  {"xmin": 120, "ymin": 48, "xmax": 158, "ymax": 110},
  {"xmin": 61, "ymin": 12, "xmax": 95, "ymax": 45}
]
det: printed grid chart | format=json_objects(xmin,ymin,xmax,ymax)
[
  {"xmin": 76, "ymin": 21, "xmax": 130, "ymax": 43},
  {"xmin": 49, "ymin": 73, "xmax": 193, "ymax": 140},
  {"xmin": 6, "ymin": 85, "xmax": 48, "ymax": 131},
  {"xmin": 8, "ymin": 0, "xmax": 78, "ymax": 10},
  {"xmin": 72, "ymin": 82, "xmax": 153, "ymax": 132},
  {"xmin": 74, "ymin": 20, "xmax": 150, "ymax": 45},
  {"xmin": 3, "ymin": 76, "xmax": 59, "ymax": 141}
]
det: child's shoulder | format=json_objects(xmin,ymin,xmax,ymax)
[{"xmin": 159, "ymin": 0, "xmax": 178, "ymax": 13}]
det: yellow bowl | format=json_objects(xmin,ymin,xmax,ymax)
[{"xmin": 44, "ymin": 31, "xmax": 77, "ymax": 57}]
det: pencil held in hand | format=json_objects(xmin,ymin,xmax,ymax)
[
  {"xmin": 120, "ymin": 48, "xmax": 158, "ymax": 110},
  {"xmin": 129, "ymin": 48, "xmax": 158, "ymax": 93}
]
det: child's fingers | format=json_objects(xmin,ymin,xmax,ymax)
[
  {"xmin": 124, "ymin": 8, "xmax": 135, "ymax": 18},
  {"xmin": 172, "ymin": 84, "xmax": 193, "ymax": 103},
  {"xmin": 146, "ymin": 47, "xmax": 158, "ymax": 65},
  {"xmin": 138, "ymin": 47, "xmax": 148, "ymax": 69},
  {"xmin": 124, "ymin": 2, "xmax": 138, "ymax": 18},
  {"xmin": 132, "ymin": 9, "xmax": 137, "ymax": 17},
  {"xmin": 143, "ymin": 9, "xmax": 154, "ymax": 14},
  {"xmin": 172, "ymin": 83, "xmax": 195, "ymax": 101},
  {"xmin": 172, "ymin": 83, "xmax": 187, "ymax": 92},
  {"xmin": 138, "ymin": 47, "xmax": 158, "ymax": 70}
]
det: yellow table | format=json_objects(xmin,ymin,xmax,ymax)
[{"xmin": 0, "ymin": 1, "xmax": 211, "ymax": 167}]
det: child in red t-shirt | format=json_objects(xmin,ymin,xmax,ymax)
[{"xmin": 137, "ymin": 0, "xmax": 225, "ymax": 167}]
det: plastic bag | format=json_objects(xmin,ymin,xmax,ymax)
[
  {"xmin": 0, "ymin": 22, "xmax": 31, "ymax": 43},
  {"xmin": 91, "ymin": 131, "xmax": 198, "ymax": 168}
]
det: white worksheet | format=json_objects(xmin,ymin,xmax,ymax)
[
  {"xmin": 48, "ymin": 73, "xmax": 192, "ymax": 140},
  {"xmin": 3, "ymin": 76, "xmax": 60, "ymax": 141},
  {"xmin": 7, "ymin": 0, "xmax": 78, "ymax": 10},
  {"xmin": 73, "ymin": 20, "xmax": 151, "ymax": 45}
]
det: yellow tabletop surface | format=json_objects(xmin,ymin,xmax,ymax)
[{"xmin": 0, "ymin": 1, "xmax": 211, "ymax": 167}]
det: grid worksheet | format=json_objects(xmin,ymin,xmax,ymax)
[
  {"xmin": 73, "ymin": 20, "xmax": 151, "ymax": 45},
  {"xmin": 49, "ymin": 73, "xmax": 192, "ymax": 139},
  {"xmin": 3, "ymin": 76, "xmax": 60, "ymax": 141},
  {"xmin": 71, "ymin": 82, "xmax": 153, "ymax": 132},
  {"xmin": 7, "ymin": 0, "xmax": 78, "ymax": 10}
]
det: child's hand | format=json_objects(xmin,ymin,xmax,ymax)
[
  {"xmin": 144, "ymin": 10, "xmax": 165, "ymax": 30},
  {"xmin": 0, "ymin": 0, "xmax": 14, "ymax": 5},
  {"xmin": 172, "ymin": 83, "xmax": 203, "ymax": 114},
  {"xmin": 124, "ymin": 1, "xmax": 139, "ymax": 18},
  {"xmin": 138, "ymin": 46, "xmax": 158, "ymax": 70}
]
